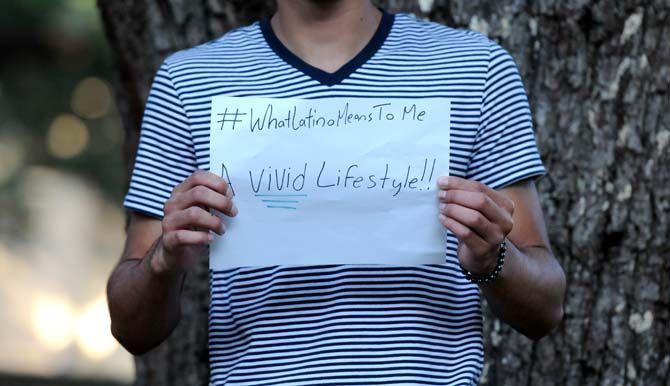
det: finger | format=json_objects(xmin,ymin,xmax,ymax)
[
  {"xmin": 437, "ymin": 176, "xmax": 514, "ymax": 215},
  {"xmin": 168, "ymin": 185, "xmax": 238, "ymax": 217},
  {"xmin": 164, "ymin": 206, "xmax": 225, "ymax": 235},
  {"xmin": 163, "ymin": 229, "xmax": 212, "ymax": 250},
  {"xmin": 439, "ymin": 203, "xmax": 504, "ymax": 244},
  {"xmin": 172, "ymin": 170, "xmax": 229, "ymax": 196},
  {"xmin": 439, "ymin": 214, "xmax": 490, "ymax": 257},
  {"xmin": 438, "ymin": 189, "xmax": 513, "ymax": 233}
]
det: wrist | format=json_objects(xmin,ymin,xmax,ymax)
[
  {"xmin": 147, "ymin": 237, "xmax": 182, "ymax": 279},
  {"xmin": 461, "ymin": 250, "xmax": 498, "ymax": 275},
  {"xmin": 460, "ymin": 238, "xmax": 507, "ymax": 284}
]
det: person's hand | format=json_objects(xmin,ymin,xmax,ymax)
[
  {"xmin": 437, "ymin": 176, "xmax": 514, "ymax": 275},
  {"xmin": 153, "ymin": 170, "xmax": 238, "ymax": 275}
]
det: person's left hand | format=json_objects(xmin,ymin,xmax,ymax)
[{"xmin": 437, "ymin": 176, "xmax": 515, "ymax": 275}]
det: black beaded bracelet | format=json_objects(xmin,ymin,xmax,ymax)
[{"xmin": 459, "ymin": 238, "xmax": 506, "ymax": 284}]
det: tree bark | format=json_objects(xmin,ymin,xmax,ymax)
[{"xmin": 98, "ymin": 0, "xmax": 670, "ymax": 385}]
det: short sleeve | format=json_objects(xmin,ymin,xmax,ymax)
[
  {"xmin": 123, "ymin": 60, "xmax": 197, "ymax": 219},
  {"xmin": 466, "ymin": 41, "xmax": 547, "ymax": 190}
]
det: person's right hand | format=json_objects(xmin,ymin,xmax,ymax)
[{"xmin": 152, "ymin": 170, "xmax": 237, "ymax": 275}]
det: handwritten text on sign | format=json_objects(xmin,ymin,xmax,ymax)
[{"xmin": 209, "ymin": 96, "xmax": 451, "ymax": 269}]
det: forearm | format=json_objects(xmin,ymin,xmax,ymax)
[
  {"xmin": 107, "ymin": 237, "xmax": 185, "ymax": 355},
  {"xmin": 480, "ymin": 241, "xmax": 566, "ymax": 340}
]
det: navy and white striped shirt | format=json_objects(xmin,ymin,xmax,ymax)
[{"xmin": 124, "ymin": 9, "xmax": 546, "ymax": 386}]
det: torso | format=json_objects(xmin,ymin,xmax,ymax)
[{"xmin": 165, "ymin": 11, "xmax": 490, "ymax": 385}]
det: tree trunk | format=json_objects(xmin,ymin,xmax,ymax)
[{"xmin": 98, "ymin": 0, "xmax": 670, "ymax": 385}]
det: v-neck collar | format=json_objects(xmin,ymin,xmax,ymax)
[{"xmin": 260, "ymin": 8, "xmax": 394, "ymax": 87}]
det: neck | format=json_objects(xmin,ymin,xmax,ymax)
[{"xmin": 271, "ymin": 0, "xmax": 382, "ymax": 73}]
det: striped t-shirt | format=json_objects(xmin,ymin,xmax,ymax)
[{"xmin": 124, "ymin": 9, "xmax": 547, "ymax": 386}]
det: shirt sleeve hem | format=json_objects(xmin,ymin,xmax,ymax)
[{"xmin": 489, "ymin": 169, "xmax": 548, "ymax": 190}]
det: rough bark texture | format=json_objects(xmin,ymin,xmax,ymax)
[{"xmin": 97, "ymin": 0, "xmax": 670, "ymax": 385}]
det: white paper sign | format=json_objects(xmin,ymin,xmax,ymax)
[{"xmin": 209, "ymin": 96, "xmax": 450, "ymax": 269}]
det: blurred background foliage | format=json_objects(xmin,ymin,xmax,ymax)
[
  {"xmin": 0, "ymin": 1, "xmax": 131, "ymax": 384},
  {"xmin": 0, "ymin": 0, "xmax": 124, "ymax": 217}
]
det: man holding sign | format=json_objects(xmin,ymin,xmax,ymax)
[{"xmin": 108, "ymin": 1, "xmax": 566, "ymax": 385}]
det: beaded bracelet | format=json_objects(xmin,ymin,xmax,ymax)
[{"xmin": 459, "ymin": 238, "xmax": 506, "ymax": 284}]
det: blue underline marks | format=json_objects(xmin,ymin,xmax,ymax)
[
  {"xmin": 254, "ymin": 194, "xmax": 308, "ymax": 197},
  {"xmin": 255, "ymin": 193, "xmax": 306, "ymax": 210}
]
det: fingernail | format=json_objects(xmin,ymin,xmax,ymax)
[
  {"xmin": 231, "ymin": 203, "xmax": 238, "ymax": 216},
  {"xmin": 439, "ymin": 203, "xmax": 446, "ymax": 210},
  {"xmin": 438, "ymin": 176, "xmax": 449, "ymax": 186},
  {"xmin": 208, "ymin": 233, "xmax": 214, "ymax": 242},
  {"xmin": 439, "ymin": 190, "xmax": 447, "ymax": 199}
]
